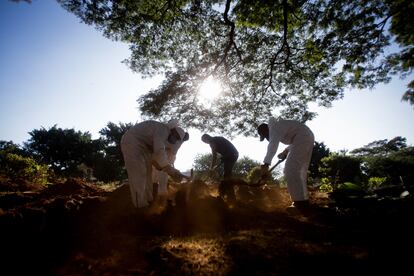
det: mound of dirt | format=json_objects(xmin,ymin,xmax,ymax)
[
  {"xmin": 38, "ymin": 178, "xmax": 107, "ymax": 201},
  {"xmin": 0, "ymin": 179, "xmax": 413, "ymax": 275},
  {"xmin": 0, "ymin": 175, "xmax": 45, "ymax": 192}
]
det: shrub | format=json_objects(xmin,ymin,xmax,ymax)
[
  {"xmin": 0, "ymin": 152, "xmax": 49, "ymax": 185},
  {"xmin": 362, "ymin": 147, "xmax": 414, "ymax": 186},
  {"xmin": 318, "ymin": 178, "xmax": 333, "ymax": 193},
  {"xmin": 367, "ymin": 177, "xmax": 388, "ymax": 190},
  {"xmin": 246, "ymin": 166, "xmax": 274, "ymax": 185},
  {"xmin": 319, "ymin": 153, "xmax": 363, "ymax": 187},
  {"xmin": 329, "ymin": 182, "xmax": 367, "ymax": 201}
]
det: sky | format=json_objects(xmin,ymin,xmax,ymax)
[{"xmin": 1, "ymin": 1, "xmax": 413, "ymax": 172}]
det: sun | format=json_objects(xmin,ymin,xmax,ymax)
[{"xmin": 198, "ymin": 76, "xmax": 223, "ymax": 105}]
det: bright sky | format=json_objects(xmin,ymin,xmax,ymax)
[{"xmin": 1, "ymin": 1, "xmax": 413, "ymax": 172}]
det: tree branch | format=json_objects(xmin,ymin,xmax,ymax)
[
  {"xmin": 267, "ymin": 0, "xmax": 290, "ymax": 90},
  {"xmin": 214, "ymin": 0, "xmax": 242, "ymax": 73}
]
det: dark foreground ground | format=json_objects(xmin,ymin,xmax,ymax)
[{"xmin": 1, "ymin": 178, "xmax": 413, "ymax": 275}]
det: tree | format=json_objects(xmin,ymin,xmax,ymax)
[
  {"xmin": 57, "ymin": 0, "xmax": 414, "ymax": 135},
  {"xmin": 319, "ymin": 153, "xmax": 362, "ymax": 186},
  {"xmin": 350, "ymin": 136, "xmax": 407, "ymax": 157},
  {"xmin": 362, "ymin": 147, "xmax": 414, "ymax": 186},
  {"xmin": 98, "ymin": 122, "xmax": 132, "ymax": 166},
  {"xmin": 193, "ymin": 153, "xmax": 260, "ymax": 180},
  {"xmin": 0, "ymin": 140, "xmax": 27, "ymax": 156},
  {"xmin": 0, "ymin": 152, "xmax": 49, "ymax": 185},
  {"xmin": 348, "ymin": 137, "xmax": 414, "ymax": 186},
  {"xmin": 233, "ymin": 156, "xmax": 261, "ymax": 178},
  {"xmin": 386, "ymin": 0, "xmax": 414, "ymax": 105},
  {"xmin": 24, "ymin": 125, "xmax": 99, "ymax": 176},
  {"xmin": 0, "ymin": 140, "xmax": 49, "ymax": 186},
  {"xmin": 309, "ymin": 141, "xmax": 330, "ymax": 179},
  {"xmin": 193, "ymin": 153, "xmax": 218, "ymax": 181},
  {"xmin": 93, "ymin": 122, "xmax": 133, "ymax": 181}
]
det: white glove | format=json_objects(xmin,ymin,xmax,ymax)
[{"xmin": 277, "ymin": 148, "xmax": 289, "ymax": 160}]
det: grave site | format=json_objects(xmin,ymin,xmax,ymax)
[{"xmin": 1, "ymin": 174, "xmax": 413, "ymax": 275}]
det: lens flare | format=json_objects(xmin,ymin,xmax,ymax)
[{"xmin": 198, "ymin": 76, "xmax": 222, "ymax": 106}]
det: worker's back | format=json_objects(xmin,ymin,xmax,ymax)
[
  {"xmin": 270, "ymin": 118, "xmax": 313, "ymax": 145},
  {"xmin": 209, "ymin": 136, "xmax": 238, "ymax": 159}
]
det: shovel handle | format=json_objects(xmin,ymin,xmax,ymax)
[{"xmin": 269, "ymin": 158, "xmax": 285, "ymax": 172}]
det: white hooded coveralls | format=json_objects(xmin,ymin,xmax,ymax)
[
  {"xmin": 264, "ymin": 117, "xmax": 314, "ymax": 201},
  {"xmin": 152, "ymin": 138, "xmax": 184, "ymax": 195},
  {"xmin": 121, "ymin": 120, "xmax": 183, "ymax": 208}
]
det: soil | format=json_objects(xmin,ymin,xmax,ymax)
[{"xmin": 0, "ymin": 178, "xmax": 413, "ymax": 275}]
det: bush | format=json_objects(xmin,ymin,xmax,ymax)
[
  {"xmin": 91, "ymin": 155, "xmax": 126, "ymax": 182},
  {"xmin": 367, "ymin": 177, "xmax": 388, "ymax": 190},
  {"xmin": 319, "ymin": 153, "xmax": 363, "ymax": 187},
  {"xmin": 362, "ymin": 147, "xmax": 414, "ymax": 186},
  {"xmin": 246, "ymin": 166, "xmax": 275, "ymax": 185},
  {"xmin": 329, "ymin": 182, "xmax": 367, "ymax": 202},
  {"xmin": 192, "ymin": 154, "xmax": 261, "ymax": 182},
  {"xmin": 0, "ymin": 152, "xmax": 49, "ymax": 185},
  {"xmin": 318, "ymin": 178, "xmax": 333, "ymax": 193}
]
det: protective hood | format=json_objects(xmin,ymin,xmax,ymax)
[
  {"xmin": 167, "ymin": 119, "xmax": 179, "ymax": 129},
  {"xmin": 257, "ymin": 123, "xmax": 268, "ymax": 141},
  {"xmin": 175, "ymin": 127, "xmax": 186, "ymax": 141}
]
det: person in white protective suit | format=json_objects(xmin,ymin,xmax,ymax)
[
  {"xmin": 121, "ymin": 120, "xmax": 187, "ymax": 208},
  {"xmin": 257, "ymin": 117, "xmax": 314, "ymax": 212},
  {"xmin": 152, "ymin": 130, "xmax": 189, "ymax": 198}
]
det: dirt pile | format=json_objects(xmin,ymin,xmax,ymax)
[
  {"xmin": 0, "ymin": 175, "xmax": 45, "ymax": 192},
  {"xmin": 0, "ymin": 178, "xmax": 413, "ymax": 275}
]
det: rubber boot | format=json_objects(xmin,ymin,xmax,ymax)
[{"xmin": 286, "ymin": 200, "xmax": 310, "ymax": 215}]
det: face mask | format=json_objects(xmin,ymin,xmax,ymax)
[
  {"xmin": 167, "ymin": 133, "xmax": 178, "ymax": 144},
  {"xmin": 167, "ymin": 128, "xmax": 181, "ymax": 144}
]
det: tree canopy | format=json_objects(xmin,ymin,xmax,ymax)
[
  {"xmin": 24, "ymin": 125, "xmax": 99, "ymax": 175},
  {"xmin": 193, "ymin": 153, "xmax": 261, "ymax": 180},
  {"xmin": 349, "ymin": 136, "xmax": 407, "ymax": 157},
  {"xmin": 98, "ymin": 121, "xmax": 132, "ymax": 163},
  {"xmin": 57, "ymin": 0, "xmax": 414, "ymax": 135},
  {"xmin": 309, "ymin": 141, "xmax": 330, "ymax": 178}
]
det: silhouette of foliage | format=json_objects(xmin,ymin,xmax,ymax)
[
  {"xmin": 385, "ymin": 0, "xmax": 414, "ymax": 105},
  {"xmin": 0, "ymin": 152, "xmax": 49, "ymax": 184},
  {"xmin": 93, "ymin": 122, "xmax": 133, "ymax": 181},
  {"xmin": 0, "ymin": 140, "xmax": 28, "ymax": 156},
  {"xmin": 14, "ymin": 123, "xmax": 132, "ymax": 182},
  {"xmin": 233, "ymin": 156, "xmax": 261, "ymax": 178},
  {"xmin": 309, "ymin": 141, "xmax": 331, "ymax": 178},
  {"xmin": 362, "ymin": 146, "xmax": 414, "ymax": 186},
  {"xmin": 24, "ymin": 125, "xmax": 100, "ymax": 176},
  {"xmin": 319, "ymin": 137, "xmax": 414, "ymax": 190},
  {"xmin": 193, "ymin": 153, "xmax": 260, "ymax": 181},
  {"xmin": 57, "ymin": 0, "xmax": 414, "ymax": 135},
  {"xmin": 98, "ymin": 122, "xmax": 132, "ymax": 165},
  {"xmin": 319, "ymin": 153, "xmax": 362, "ymax": 187},
  {"xmin": 350, "ymin": 136, "xmax": 407, "ymax": 157}
]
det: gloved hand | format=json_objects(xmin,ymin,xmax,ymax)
[
  {"xmin": 277, "ymin": 148, "xmax": 289, "ymax": 160},
  {"xmin": 162, "ymin": 165, "xmax": 183, "ymax": 182},
  {"xmin": 277, "ymin": 152, "xmax": 288, "ymax": 160},
  {"xmin": 260, "ymin": 163, "xmax": 269, "ymax": 178}
]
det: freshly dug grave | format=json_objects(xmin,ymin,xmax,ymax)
[{"xmin": 0, "ymin": 178, "xmax": 413, "ymax": 275}]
